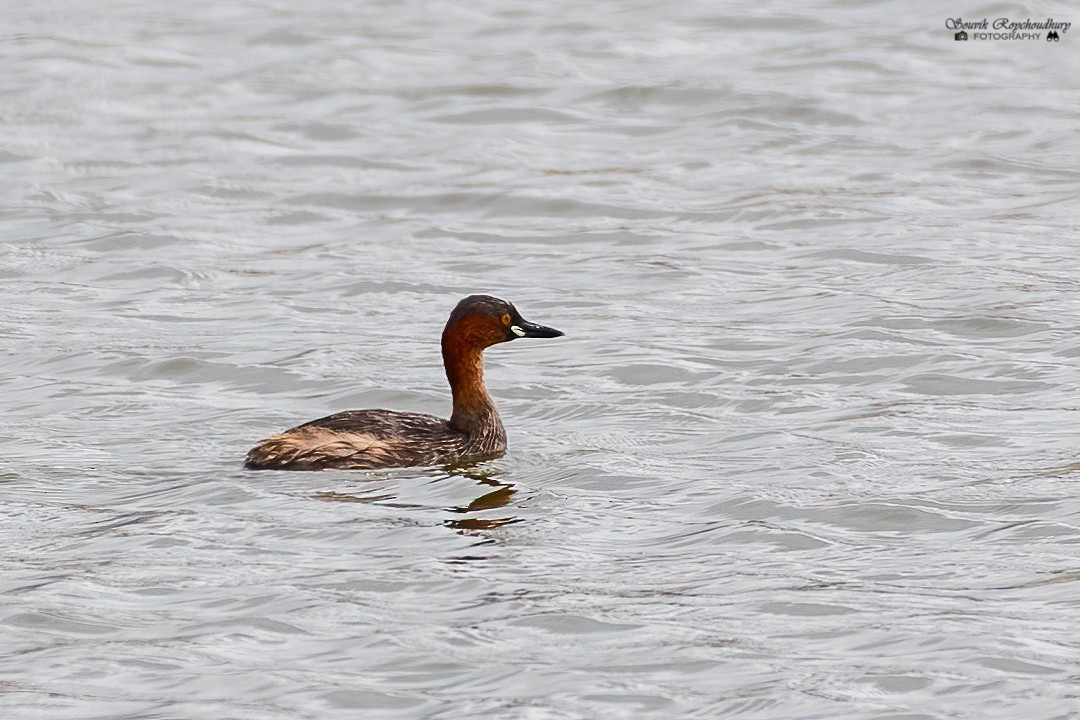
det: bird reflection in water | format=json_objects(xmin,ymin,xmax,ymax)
[
  {"xmin": 312, "ymin": 462, "xmax": 519, "ymax": 532},
  {"xmin": 443, "ymin": 464, "xmax": 519, "ymax": 531}
]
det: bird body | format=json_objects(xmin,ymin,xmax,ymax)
[{"xmin": 245, "ymin": 295, "xmax": 562, "ymax": 471}]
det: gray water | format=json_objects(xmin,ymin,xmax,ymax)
[{"xmin": 2, "ymin": 1, "xmax": 1080, "ymax": 718}]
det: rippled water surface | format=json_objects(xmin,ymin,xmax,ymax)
[{"xmin": 3, "ymin": 1, "xmax": 1080, "ymax": 718}]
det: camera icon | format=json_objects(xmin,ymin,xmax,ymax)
[{"xmin": 954, "ymin": 31, "xmax": 969, "ymax": 41}]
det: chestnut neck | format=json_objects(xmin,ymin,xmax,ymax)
[{"xmin": 442, "ymin": 337, "xmax": 502, "ymax": 435}]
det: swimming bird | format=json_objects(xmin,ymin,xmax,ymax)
[{"xmin": 244, "ymin": 295, "xmax": 563, "ymax": 470}]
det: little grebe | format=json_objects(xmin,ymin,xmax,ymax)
[{"xmin": 244, "ymin": 295, "xmax": 563, "ymax": 470}]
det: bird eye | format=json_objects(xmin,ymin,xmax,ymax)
[{"xmin": 501, "ymin": 313, "xmax": 511, "ymax": 326}]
